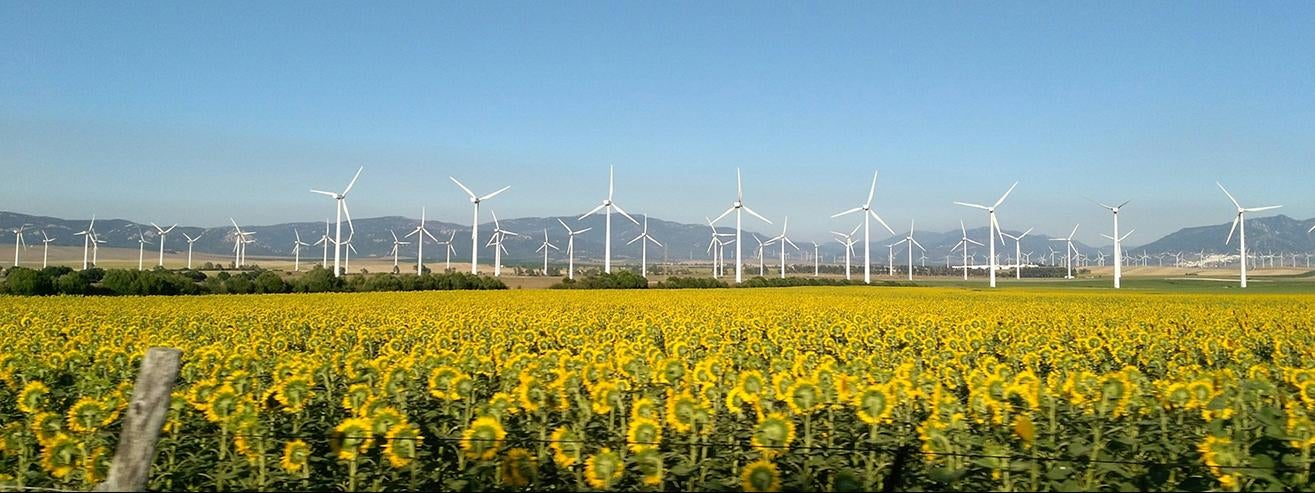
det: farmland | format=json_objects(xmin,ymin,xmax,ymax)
[{"xmin": 4, "ymin": 287, "xmax": 1315, "ymax": 491}]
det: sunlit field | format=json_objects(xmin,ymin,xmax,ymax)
[{"xmin": 5, "ymin": 287, "xmax": 1315, "ymax": 491}]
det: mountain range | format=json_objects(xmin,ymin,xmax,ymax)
[{"xmin": 3, "ymin": 211, "xmax": 1313, "ymax": 266}]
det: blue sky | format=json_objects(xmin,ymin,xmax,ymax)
[{"xmin": 3, "ymin": 1, "xmax": 1313, "ymax": 245}]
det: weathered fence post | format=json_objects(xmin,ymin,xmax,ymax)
[{"xmin": 96, "ymin": 347, "xmax": 182, "ymax": 492}]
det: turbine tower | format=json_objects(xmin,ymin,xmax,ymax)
[
  {"xmin": 135, "ymin": 227, "xmax": 151, "ymax": 271},
  {"xmin": 580, "ymin": 166, "xmax": 639, "ymax": 273},
  {"xmin": 75, "ymin": 216, "xmax": 96, "ymax": 270},
  {"xmin": 557, "ymin": 218, "xmax": 592, "ymax": 280},
  {"xmin": 310, "ymin": 166, "xmax": 362, "ymax": 277},
  {"xmin": 292, "ymin": 230, "xmax": 310, "ymax": 272},
  {"xmin": 181, "ymin": 231, "xmax": 203, "ymax": 269},
  {"xmin": 150, "ymin": 222, "xmax": 176, "ymax": 267},
  {"xmin": 404, "ymin": 207, "xmax": 439, "ymax": 274},
  {"xmin": 831, "ymin": 171, "xmax": 895, "ymax": 284},
  {"xmin": 450, "ymin": 176, "xmax": 510, "ymax": 275},
  {"xmin": 712, "ymin": 168, "xmax": 772, "ymax": 283},
  {"xmin": 954, "ymin": 182, "xmax": 1018, "ymax": 287},
  {"xmin": 811, "ymin": 242, "xmax": 821, "ymax": 277},
  {"xmin": 951, "ymin": 220, "xmax": 984, "ymax": 281},
  {"xmin": 314, "ymin": 220, "xmax": 330, "ymax": 268},
  {"xmin": 892, "ymin": 220, "xmax": 926, "ymax": 281},
  {"xmin": 536, "ymin": 229, "xmax": 560, "ymax": 275},
  {"xmin": 830, "ymin": 223, "xmax": 861, "ymax": 281},
  {"xmin": 626, "ymin": 216, "xmax": 662, "ymax": 277},
  {"xmin": 1218, "ymin": 182, "xmax": 1281, "ymax": 288},
  {"xmin": 766, "ymin": 217, "xmax": 799, "ymax": 280},
  {"xmin": 1095, "ymin": 201, "xmax": 1131, "ymax": 288},
  {"xmin": 388, "ymin": 230, "xmax": 410, "ymax": 271},
  {"xmin": 437, "ymin": 231, "xmax": 457, "ymax": 272},
  {"xmin": 1000, "ymin": 228, "xmax": 1033, "ymax": 280},
  {"xmin": 485, "ymin": 211, "xmax": 518, "ymax": 277},
  {"xmin": 11, "ymin": 225, "xmax": 28, "ymax": 267},
  {"xmin": 1049, "ymin": 225, "xmax": 1080, "ymax": 279},
  {"xmin": 40, "ymin": 231, "xmax": 54, "ymax": 268}
]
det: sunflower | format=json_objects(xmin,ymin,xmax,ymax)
[
  {"xmin": 634, "ymin": 448, "xmax": 664, "ymax": 487},
  {"xmin": 751, "ymin": 412, "xmax": 796, "ymax": 456},
  {"xmin": 549, "ymin": 426, "xmax": 583, "ymax": 468},
  {"xmin": 584, "ymin": 447, "xmax": 623, "ymax": 490},
  {"xmin": 30, "ymin": 411, "xmax": 64, "ymax": 446},
  {"xmin": 186, "ymin": 377, "xmax": 221, "ymax": 411},
  {"xmin": 656, "ymin": 357, "xmax": 685, "ymax": 385},
  {"xmin": 591, "ymin": 380, "xmax": 620, "ymax": 415},
  {"xmin": 18, "ymin": 380, "xmax": 49, "ymax": 414},
  {"xmin": 741, "ymin": 458, "xmax": 781, "ymax": 492},
  {"xmin": 39, "ymin": 432, "xmax": 79, "ymax": 480},
  {"xmin": 204, "ymin": 384, "xmax": 240, "ymax": 424},
  {"xmin": 82, "ymin": 445, "xmax": 110, "ymax": 484},
  {"xmin": 341, "ymin": 383, "xmax": 373, "ymax": 413},
  {"xmin": 333, "ymin": 417, "xmax": 374, "ymax": 461},
  {"xmin": 665, "ymin": 390, "xmax": 703, "ymax": 434},
  {"xmin": 1, "ymin": 422, "xmax": 24, "ymax": 454},
  {"xmin": 627, "ymin": 416, "xmax": 663, "ymax": 453},
  {"xmin": 1013, "ymin": 415, "xmax": 1036, "ymax": 447},
  {"xmin": 517, "ymin": 374, "xmax": 550, "ymax": 414},
  {"xmin": 274, "ymin": 375, "xmax": 315, "ymax": 413},
  {"xmin": 428, "ymin": 366, "xmax": 466, "ymax": 400},
  {"xmin": 853, "ymin": 384, "xmax": 894, "ymax": 425},
  {"xmin": 66, "ymin": 397, "xmax": 113, "ymax": 434},
  {"xmin": 383, "ymin": 422, "xmax": 422, "ymax": 469},
  {"xmin": 631, "ymin": 395, "xmax": 659, "ymax": 422},
  {"xmin": 1198, "ymin": 434, "xmax": 1241, "ymax": 490},
  {"xmin": 500, "ymin": 447, "xmax": 536, "ymax": 487},
  {"xmin": 369, "ymin": 406, "xmax": 406, "ymax": 435},
  {"xmin": 460, "ymin": 416, "xmax": 506, "ymax": 461},
  {"xmin": 785, "ymin": 379, "xmax": 822, "ymax": 416},
  {"xmin": 280, "ymin": 439, "xmax": 311, "ymax": 473}
]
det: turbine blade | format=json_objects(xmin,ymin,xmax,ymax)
[
  {"xmin": 743, "ymin": 206, "xmax": 772, "ymax": 224},
  {"xmin": 993, "ymin": 181, "xmax": 1019, "ymax": 208},
  {"xmin": 870, "ymin": 210, "xmax": 895, "ymax": 235},
  {"xmin": 912, "ymin": 239, "xmax": 926, "ymax": 251},
  {"xmin": 342, "ymin": 166, "xmax": 363, "ymax": 195},
  {"xmin": 1068, "ymin": 224, "xmax": 1079, "ymax": 240},
  {"xmin": 1217, "ymin": 182, "xmax": 1242, "ymax": 209},
  {"xmin": 954, "ymin": 201, "xmax": 990, "ymax": 211},
  {"xmin": 1244, "ymin": 205, "xmax": 1281, "ymax": 212},
  {"xmin": 831, "ymin": 207, "xmax": 863, "ymax": 218},
  {"xmin": 608, "ymin": 165, "xmax": 615, "ymax": 199},
  {"xmin": 310, "ymin": 189, "xmax": 337, "ymax": 197},
  {"xmin": 849, "ymin": 223, "xmax": 861, "ymax": 236},
  {"xmin": 1117, "ymin": 200, "xmax": 1130, "ymax": 209},
  {"xmin": 737, "ymin": 167, "xmax": 743, "ymax": 200},
  {"xmin": 1100, "ymin": 234, "xmax": 1114, "ymax": 240},
  {"xmin": 423, "ymin": 229, "xmax": 439, "ymax": 242},
  {"xmin": 558, "ymin": 218, "xmax": 571, "ymax": 231},
  {"xmin": 579, "ymin": 203, "xmax": 606, "ymax": 220},
  {"xmin": 627, "ymin": 235, "xmax": 643, "ymax": 245},
  {"xmin": 649, "ymin": 237, "xmax": 663, "ymax": 247},
  {"xmin": 713, "ymin": 207, "xmax": 735, "ymax": 224},
  {"xmin": 967, "ymin": 238, "xmax": 984, "ymax": 246},
  {"xmin": 866, "ymin": 170, "xmax": 878, "ymax": 206},
  {"xmin": 612, "ymin": 203, "xmax": 640, "ymax": 224},
  {"xmin": 450, "ymin": 176, "xmax": 477, "ymax": 198},
  {"xmin": 479, "ymin": 185, "xmax": 511, "ymax": 201},
  {"xmin": 1226, "ymin": 214, "xmax": 1239, "ymax": 244}
]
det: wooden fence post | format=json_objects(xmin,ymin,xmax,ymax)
[{"xmin": 96, "ymin": 347, "xmax": 182, "ymax": 492}]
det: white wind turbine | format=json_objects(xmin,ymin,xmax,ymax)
[
  {"xmin": 150, "ymin": 223, "xmax": 176, "ymax": 267},
  {"xmin": 404, "ymin": 207, "xmax": 439, "ymax": 274},
  {"xmin": 830, "ymin": 223, "xmax": 861, "ymax": 281},
  {"xmin": 314, "ymin": 220, "xmax": 330, "ymax": 268},
  {"xmin": 310, "ymin": 167, "xmax": 362, "ymax": 277},
  {"xmin": 1000, "ymin": 227, "xmax": 1034, "ymax": 280},
  {"xmin": 40, "ymin": 231, "xmax": 54, "ymax": 268},
  {"xmin": 485, "ymin": 211, "xmax": 518, "ymax": 277},
  {"xmin": 450, "ymin": 176, "xmax": 510, "ymax": 275},
  {"xmin": 11, "ymin": 225, "xmax": 29, "ymax": 267},
  {"xmin": 579, "ymin": 166, "xmax": 640, "ymax": 273},
  {"xmin": 75, "ymin": 216, "xmax": 97, "ymax": 270},
  {"xmin": 181, "ymin": 231, "xmax": 203, "ymax": 269},
  {"xmin": 437, "ymin": 231, "xmax": 457, "ymax": 272},
  {"xmin": 1218, "ymin": 182, "xmax": 1281, "ymax": 288},
  {"xmin": 536, "ymin": 229, "xmax": 560, "ymax": 275},
  {"xmin": 811, "ymin": 241, "xmax": 820, "ymax": 277},
  {"xmin": 557, "ymin": 218, "xmax": 592, "ymax": 280},
  {"xmin": 712, "ymin": 168, "xmax": 772, "ymax": 283},
  {"xmin": 753, "ymin": 234, "xmax": 768, "ymax": 277},
  {"xmin": 291, "ymin": 230, "xmax": 310, "ymax": 271},
  {"xmin": 388, "ymin": 230, "xmax": 410, "ymax": 272},
  {"xmin": 1049, "ymin": 225, "xmax": 1080, "ymax": 279},
  {"xmin": 951, "ymin": 220, "xmax": 984, "ymax": 280},
  {"xmin": 627, "ymin": 216, "xmax": 662, "ymax": 277},
  {"xmin": 831, "ymin": 171, "xmax": 895, "ymax": 284},
  {"xmin": 955, "ymin": 182, "xmax": 1018, "ymax": 287},
  {"xmin": 91, "ymin": 229, "xmax": 105, "ymax": 267},
  {"xmin": 766, "ymin": 217, "xmax": 799, "ymax": 279},
  {"xmin": 892, "ymin": 220, "xmax": 926, "ymax": 281},
  {"xmin": 135, "ymin": 227, "xmax": 152, "ymax": 271},
  {"xmin": 229, "ymin": 219, "xmax": 254, "ymax": 268},
  {"xmin": 705, "ymin": 217, "xmax": 735, "ymax": 278},
  {"xmin": 344, "ymin": 241, "xmax": 357, "ymax": 272},
  {"xmin": 1094, "ymin": 200, "xmax": 1131, "ymax": 288}
]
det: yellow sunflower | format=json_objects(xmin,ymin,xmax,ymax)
[
  {"xmin": 333, "ymin": 417, "xmax": 374, "ymax": 461},
  {"xmin": 18, "ymin": 380, "xmax": 50, "ymax": 414},
  {"xmin": 635, "ymin": 448, "xmax": 664, "ymax": 487},
  {"xmin": 280, "ymin": 439, "xmax": 311, "ymax": 473},
  {"xmin": 460, "ymin": 416, "xmax": 506, "ymax": 461},
  {"xmin": 853, "ymin": 384, "xmax": 894, "ymax": 425},
  {"xmin": 500, "ymin": 447, "xmax": 536, "ymax": 487},
  {"xmin": 584, "ymin": 447, "xmax": 624, "ymax": 489},
  {"xmin": 40, "ymin": 432, "xmax": 80, "ymax": 480},
  {"xmin": 66, "ymin": 397, "xmax": 113, "ymax": 434},
  {"xmin": 627, "ymin": 416, "xmax": 663, "ymax": 453},
  {"xmin": 785, "ymin": 379, "xmax": 822, "ymax": 416},
  {"xmin": 550, "ymin": 426, "xmax": 583, "ymax": 468},
  {"xmin": 383, "ymin": 422, "xmax": 422, "ymax": 469},
  {"xmin": 751, "ymin": 412, "xmax": 796, "ymax": 457},
  {"xmin": 741, "ymin": 458, "xmax": 781, "ymax": 492}
]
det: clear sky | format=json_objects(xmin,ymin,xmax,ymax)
[{"xmin": 3, "ymin": 1, "xmax": 1313, "ymax": 245}]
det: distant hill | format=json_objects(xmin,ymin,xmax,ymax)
[{"xmin": 8, "ymin": 210, "xmax": 1307, "ymax": 266}]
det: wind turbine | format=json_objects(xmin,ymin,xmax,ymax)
[
  {"xmin": 450, "ymin": 176, "xmax": 510, "ymax": 275},
  {"xmin": 388, "ymin": 230, "xmax": 410, "ymax": 272},
  {"xmin": 229, "ymin": 219, "xmax": 254, "ymax": 268},
  {"xmin": 437, "ymin": 231, "xmax": 457, "ymax": 272},
  {"xmin": 753, "ymin": 234, "xmax": 767, "ymax": 277},
  {"xmin": 314, "ymin": 220, "xmax": 330, "ymax": 268},
  {"xmin": 310, "ymin": 167, "xmax": 362, "ymax": 277},
  {"xmin": 811, "ymin": 241, "xmax": 820, "ymax": 277},
  {"xmin": 1000, "ymin": 227, "xmax": 1034, "ymax": 280},
  {"xmin": 626, "ymin": 216, "xmax": 662, "ymax": 277},
  {"xmin": 579, "ymin": 166, "xmax": 640, "ymax": 273},
  {"xmin": 404, "ymin": 207, "xmax": 440, "ymax": 274},
  {"xmin": 40, "ymin": 231, "xmax": 54, "ymax": 268},
  {"xmin": 344, "ymin": 241, "xmax": 357, "ymax": 272},
  {"xmin": 150, "ymin": 223, "xmax": 176, "ymax": 268},
  {"xmin": 712, "ymin": 168, "xmax": 772, "ymax": 283},
  {"xmin": 75, "ymin": 216, "xmax": 96, "ymax": 270},
  {"xmin": 485, "ymin": 211, "xmax": 518, "ymax": 277},
  {"xmin": 290, "ymin": 230, "xmax": 310, "ymax": 272},
  {"xmin": 830, "ymin": 223, "xmax": 861, "ymax": 281},
  {"xmin": 536, "ymin": 229, "xmax": 560, "ymax": 275},
  {"xmin": 11, "ymin": 225, "xmax": 29, "ymax": 267},
  {"xmin": 951, "ymin": 220, "xmax": 984, "ymax": 280},
  {"xmin": 1095, "ymin": 201, "xmax": 1131, "ymax": 288},
  {"xmin": 181, "ymin": 231, "xmax": 203, "ymax": 269},
  {"xmin": 892, "ymin": 220, "xmax": 926, "ymax": 281},
  {"xmin": 831, "ymin": 171, "xmax": 895, "ymax": 284},
  {"xmin": 1049, "ymin": 225, "xmax": 1080, "ymax": 279},
  {"xmin": 767, "ymin": 217, "xmax": 799, "ymax": 279},
  {"xmin": 886, "ymin": 243, "xmax": 896, "ymax": 277},
  {"xmin": 705, "ymin": 217, "xmax": 735, "ymax": 278},
  {"xmin": 135, "ymin": 227, "xmax": 152, "ymax": 271},
  {"xmin": 954, "ymin": 182, "xmax": 1018, "ymax": 287},
  {"xmin": 1218, "ymin": 182, "xmax": 1281, "ymax": 288},
  {"xmin": 557, "ymin": 218, "xmax": 592, "ymax": 280}
]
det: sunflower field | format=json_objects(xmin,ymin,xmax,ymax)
[{"xmin": 3, "ymin": 287, "xmax": 1315, "ymax": 491}]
